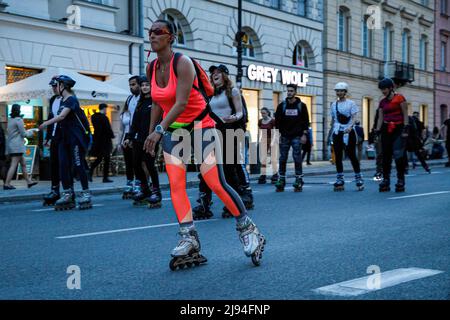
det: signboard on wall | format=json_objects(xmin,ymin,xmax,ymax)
[{"xmin": 246, "ymin": 64, "xmax": 310, "ymax": 87}]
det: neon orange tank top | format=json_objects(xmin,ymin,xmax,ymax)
[{"xmin": 151, "ymin": 55, "xmax": 215, "ymax": 130}]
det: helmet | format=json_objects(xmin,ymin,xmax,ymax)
[
  {"xmin": 55, "ymin": 75, "xmax": 76, "ymax": 88},
  {"xmin": 334, "ymin": 82, "xmax": 349, "ymax": 91},
  {"xmin": 49, "ymin": 76, "xmax": 58, "ymax": 86},
  {"xmin": 378, "ymin": 78, "xmax": 394, "ymax": 90},
  {"xmin": 138, "ymin": 75, "xmax": 149, "ymax": 85}
]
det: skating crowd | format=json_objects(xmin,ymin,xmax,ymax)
[{"xmin": 1, "ymin": 20, "xmax": 449, "ymax": 270}]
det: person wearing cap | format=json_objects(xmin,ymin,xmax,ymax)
[
  {"xmin": 329, "ymin": 82, "xmax": 363, "ymax": 191},
  {"xmin": 42, "ymin": 77, "xmax": 63, "ymax": 204},
  {"xmin": 123, "ymin": 76, "xmax": 161, "ymax": 207},
  {"xmin": 4, "ymin": 104, "xmax": 38, "ymax": 190},
  {"xmin": 89, "ymin": 103, "xmax": 115, "ymax": 183},
  {"xmin": 39, "ymin": 75, "xmax": 92, "ymax": 210},
  {"xmin": 375, "ymin": 78, "xmax": 409, "ymax": 192}
]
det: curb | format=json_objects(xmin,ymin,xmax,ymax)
[{"xmin": 1, "ymin": 161, "xmax": 447, "ymax": 204}]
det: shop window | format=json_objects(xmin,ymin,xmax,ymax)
[
  {"xmin": 242, "ymin": 89, "xmax": 259, "ymax": 143},
  {"xmin": 82, "ymin": 104, "xmax": 113, "ymax": 133},
  {"xmin": 420, "ymin": 104, "xmax": 428, "ymax": 126},
  {"xmin": 362, "ymin": 97, "xmax": 375, "ymax": 140},
  {"xmin": 5, "ymin": 66, "xmax": 42, "ymax": 84},
  {"xmin": 80, "ymin": 73, "xmax": 106, "ymax": 81},
  {"xmin": 273, "ymin": 92, "xmax": 280, "ymax": 111}
]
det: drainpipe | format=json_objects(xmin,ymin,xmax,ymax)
[{"xmin": 139, "ymin": 0, "xmax": 144, "ymax": 75}]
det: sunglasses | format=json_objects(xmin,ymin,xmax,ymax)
[{"xmin": 149, "ymin": 28, "xmax": 172, "ymax": 36}]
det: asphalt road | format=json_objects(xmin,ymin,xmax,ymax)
[{"xmin": 1, "ymin": 168, "xmax": 449, "ymax": 300}]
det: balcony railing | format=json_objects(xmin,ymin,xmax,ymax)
[{"xmin": 379, "ymin": 61, "xmax": 415, "ymax": 86}]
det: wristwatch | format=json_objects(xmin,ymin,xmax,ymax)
[{"xmin": 155, "ymin": 124, "xmax": 165, "ymax": 135}]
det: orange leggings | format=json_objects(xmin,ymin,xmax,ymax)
[{"xmin": 163, "ymin": 128, "xmax": 247, "ymax": 224}]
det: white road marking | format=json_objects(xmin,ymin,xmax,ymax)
[
  {"xmin": 389, "ymin": 191, "xmax": 450, "ymax": 200},
  {"xmin": 31, "ymin": 204, "xmax": 105, "ymax": 212},
  {"xmin": 56, "ymin": 219, "xmax": 218, "ymax": 239},
  {"xmin": 313, "ymin": 268, "xmax": 444, "ymax": 297}
]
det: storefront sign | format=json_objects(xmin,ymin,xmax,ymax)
[
  {"xmin": 247, "ymin": 64, "xmax": 309, "ymax": 87},
  {"xmin": 17, "ymin": 145, "xmax": 37, "ymax": 177}
]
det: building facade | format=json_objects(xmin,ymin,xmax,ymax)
[
  {"xmin": 435, "ymin": 0, "xmax": 450, "ymax": 125},
  {"xmin": 144, "ymin": 0, "xmax": 324, "ymax": 160},
  {"xmin": 0, "ymin": 0, "xmax": 144, "ymax": 145},
  {"xmin": 323, "ymin": 0, "xmax": 435, "ymax": 156}
]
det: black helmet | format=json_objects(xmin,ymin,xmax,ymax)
[
  {"xmin": 55, "ymin": 75, "xmax": 76, "ymax": 88},
  {"xmin": 138, "ymin": 75, "xmax": 149, "ymax": 85},
  {"xmin": 49, "ymin": 76, "xmax": 58, "ymax": 86},
  {"xmin": 378, "ymin": 78, "xmax": 394, "ymax": 90}
]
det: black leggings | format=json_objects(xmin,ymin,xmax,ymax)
[
  {"xmin": 133, "ymin": 141, "xmax": 159, "ymax": 191},
  {"xmin": 50, "ymin": 140, "xmax": 60, "ymax": 191},
  {"xmin": 59, "ymin": 141, "xmax": 89, "ymax": 191},
  {"xmin": 381, "ymin": 124, "xmax": 407, "ymax": 180},
  {"xmin": 333, "ymin": 130, "xmax": 360, "ymax": 174},
  {"xmin": 123, "ymin": 145, "xmax": 134, "ymax": 181}
]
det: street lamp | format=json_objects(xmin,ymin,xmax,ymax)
[{"xmin": 236, "ymin": 0, "xmax": 243, "ymax": 89}]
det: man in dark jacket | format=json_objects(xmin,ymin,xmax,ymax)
[
  {"xmin": 274, "ymin": 84, "xmax": 310, "ymax": 191},
  {"xmin": 406, "ymin": 112, "xmax": 430, "ymax": 173},
  {"xmin": 89, "ymin": 103, "xmax": 115, "ymax": 183}
]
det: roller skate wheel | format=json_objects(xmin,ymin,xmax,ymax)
[
  {"xmin": 251, "ymin": 253, "xmax": 261, "ymax": 266},
  {"xmin": 169, "ymin": 259, "xmax": 177, "ymax": 271}
]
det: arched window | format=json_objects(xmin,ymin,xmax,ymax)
[
  {"xmin": 234, "ymin": 27, "xmax": 261, "ymax": 59},
  {"xmin": 338, "ymin": 6, "xmax": 351, "ymax": 52},
  {"xmin": 162, "ymin": 12, "xmax": 185, "ymax": 46},
  {"xmin": 292, "ymin": 41, "xmax": 314, "ymax": 68},
  {"xmin": 402, "ymin": 29, "xmax": 412, "ymax": 63},
  {"xmin": 362, "ymin": 15, "xmax": 373, "ymax": 57},
  {"xmin": 243, "ymin": 35, "xmax": 255, "ymax": 58}
]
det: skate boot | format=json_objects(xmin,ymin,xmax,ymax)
[
  {"xmin": 43, "ymin": 189, "xmax": 60, "ymax": 206},
  {"xmin": 131, "ymin": 180, "xmax": 142, "ymax": 198},
  {"xmin": 236, "ymin": 216, "xmax": 266, "ymax": 266},
  {"xmin": 270, "ymin": 173, "xmax": 279, "ymax": 184},
  {"xmin": 222, "ymin": 206, "xmax": 233, "ymax": 219},
  {"xmin": 333, "ymin": 174, "xmax": 345, "ymax": 192},
  {"xmin": 379, "ymin": 178, "xmax": 391, "ymax": 192},
  {"xmin": 240, "ymin": 186, "xmax": 254, "ymax": 210},
  {"xmin": 122, "ymin": 180, "xmax": 134, "ymax": 199},
  {"xmin": 78, "ymin": 190, "xmax": 93, "ymax": 210},
  {"xmin": 148, "ymin": 187, "xmax": 162, "ymax": 209},
  {"xmin": 193, "ymin": 192, "xmax": 213, "ymax": 220},
  {"xmin": 258, "ymin": 175, "xmax": 267, "ymax": 184},
  {"xmin": 373, "ymin": 172, "xmax": 382, "ymax": 181},
  {"xmin": 169, "ymin": 226, "xmax": 207, "ymax": 271},
  {"xmin": 355, "ymin": 173, "xmax": 364, "ymax": 191},
  {"xmin": 54, "ymin": 190, "xmax": 75, "ymax": 211},
  {"xmin": 133, "ymin": 188, "xmax": 150, "ymax": 206},
  {"xmin": 293, "ymin": 175, "xmax": 304, "ymax": 192},
  {"xmin": 395, "ymin": 179, "xmax": 405, "ymax": 193},
  {"xmin": 275, "ymin": 176, "xmax": 286, "ymax": 192}
]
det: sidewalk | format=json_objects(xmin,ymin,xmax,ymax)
[{"xmin": 1, "ymin": 159, "xmax": 447, "ymax": 203}]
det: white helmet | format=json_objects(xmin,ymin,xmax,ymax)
[{"xmin": 334, "ymin": 82, "xmax": 349, "ymax": 91}]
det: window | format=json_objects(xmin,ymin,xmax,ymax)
[
  {"xmin": 442, "ymin": 0, "xmax": 448, "ymax": 15},
  {"xmin": 421, "ymin": 0, "xmax": 429, "ymax": 6},
  {"xmin": 243, "ymin": 36, "xmax": 255, "ymax": 58},
  {"xmin": 441, "ymin": 105, "xmax": 448, "ymax": 125},
  {"xmin": 441, "ymin": 41, "xmax": 448, "ymax": 71},
  {"xmin": 298, "ymin": 0, "xmax": 307, "ymax": 16},
  {"xmin": 85, "ymin": 0, "xmax": 114, "ymax": 5},
  {"xmin": 362, "ymin": 15, "xmax": 373, "ymax": 58},
  {"xmin": 338, "ymin": 7, "xmax": 351, "ymax": 52},
  {"xmin": 293, "ymin": 43, "xmax": 309, "ymax": 68},
  {"xmin": 420, "ymin": 35, "xmax": 428, "ymax": 70},
  {"xmin": 420, "ymin": 105, "xmax": 428, "ymax": 126},
  {"xmin": 402, "ymin": 29, "xmax": 411, "ymax": 63},
  {"xmin": 384, "ymin": 23, "xmax": 394, "ymax": 61},
  {"xmin": 273, "ymin": 92, "xmax": 280, "ymax": 110},
  {"xmin": 242, "ymin": 89, "xmax": 259, "ymax": 143},
  {"xmin": 163, "ymin": 12, "xmax": 185, "ymax": 46},
  {"xmin": 362, "ymin": 97, "xmax": 375, "ymax": 140},
  {"xmin": 5, "ymin": 66, "xmax": 41, "ymax": 85},
  {"xmin": 269, "ymin": 0, "xmax": 280, "ymax": 9}
]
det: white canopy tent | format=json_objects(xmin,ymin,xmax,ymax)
[{"xmin": 0, "ymin": 68, "xmax": 130, "ymax": 105}]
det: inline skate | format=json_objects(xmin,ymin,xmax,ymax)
[
  {"xmin": 43, "ymin": 189, "xmax": 60, "ymax": 206},
  {"xmin": 148, "ymin": 187, "xmax": 162, "ymax": 209},
  {"xmin": 54, "ymin": 190, "xmax": 75, "ymax": 211},
  {"xmin": 122, "ymin": 180, "xmax": 134, "ymax": 199},
  {"xmin": 275, "ymin": 176, "xmax": 286, "ymax": 192},
  {"xmin": 78, "ymin": 190, "xmax": 92, "ymax": 210},
  {"xmin": 293, "ymin": 175, "xmax": 304, "ymax": 192},
  {"xmin": 333, "ymin": 174, "xmax": 345, "ymax": 192},
  {"xmin": 193, "ymin": 192, "xmax": 213, "ymax": 220},
  {"xmin": 169, "ymin": 227, "xmax": 207, "ymax": 271},
  {"xmin": 236, "ymin": 216, "xmax": 266, "ymax": 266}
]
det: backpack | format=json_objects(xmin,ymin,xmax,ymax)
[
  {"xmin": 146, "ymin": 53, "xmax": 220, "ymax": 130},
  {"xmin": 227, "ymin": 93, "xmax": 249, "ymax": 131}
]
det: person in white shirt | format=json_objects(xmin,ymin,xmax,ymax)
[
  {"xmin": 329, "ymin": 82, "xmax": 363, "ymax": 191},
  {"xmin": 42, "ymin": 77, "xmax": 62, "ymax": 205},
  {"xmin": 118, "ymin": 75, "xmax": 140, "ymax": 198}
]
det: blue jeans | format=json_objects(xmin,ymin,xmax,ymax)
[{"xmin": 278, "ymin": 136, "xmax": 303, "ymax": 176}]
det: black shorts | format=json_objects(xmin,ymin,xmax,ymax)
[{"xmin": 9, "ymin": 153, "xmax": 23, "ymax": 157}]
